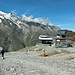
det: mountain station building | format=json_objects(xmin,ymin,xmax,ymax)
[{"xmin": 39, "ymin": 30, "xmax": 75, "ymax": 47}]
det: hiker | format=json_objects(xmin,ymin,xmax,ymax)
[{"xmin": 1, "ymin": 48, "xmax": 5, "ymax": 59}]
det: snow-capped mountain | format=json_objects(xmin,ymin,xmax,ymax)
[{"xmin": 0, "ymin": 11, "xmax": 61, "ymax": 51}]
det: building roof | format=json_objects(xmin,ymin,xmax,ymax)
[{"xmin": 39, "ymin": 35, "xmax": 53, "ymax": 40}]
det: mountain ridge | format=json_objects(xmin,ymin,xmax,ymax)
[{"xmin": 0, "ymin": 11, "xmax": 61, "ymax": 51}]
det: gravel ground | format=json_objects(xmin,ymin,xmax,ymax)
[{"xmin": 0, "ymin": 45, "xmax": 75, "ymax": 75}]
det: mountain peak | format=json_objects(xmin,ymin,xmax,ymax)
[
  {"xmin": 0, "ymin": 11, "xmax": 12, "ymax": 19},
  {"xmin": 0, "ymin": 11, "xmax": 54, "ymax": 26},
  {"xmin": 0, "ymin": 11, "xmax": 6, "ymax": 15}
]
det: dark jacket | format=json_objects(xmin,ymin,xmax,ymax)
[{"xmin": 1, "ymin": 49, "xmax": 4, "ymax": 57}]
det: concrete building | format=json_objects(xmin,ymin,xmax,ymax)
[{"xmin": 39, "ymin": 30, "xmax": 74, "ymax": 47}]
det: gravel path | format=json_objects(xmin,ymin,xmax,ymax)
[{"xmin": 0, "ymin": 46, "xmax": 75, "ymax": 75}]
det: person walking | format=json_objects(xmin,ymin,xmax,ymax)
[{"xmin": 1, "ymin": 48, "xmax": 5, "ymax": 59}]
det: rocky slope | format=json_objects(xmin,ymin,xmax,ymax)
[
  {"xmin": 0, "ymin": 11, "xmax": 60, "ymax": 51},
  {"xmin": 0, "ymin": 45, "xmax": 75, "ymax": 75}
]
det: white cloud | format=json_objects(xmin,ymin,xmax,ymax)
[
  {"xmin": 57, "ymin": 25, "xmax": 61, "ymax": 27},
  {"xmin": 22, "ymin": 14, "xmax": 53, "ymax": 25},
  {"xmin": 73, "ymin": 30, "xmax": 75, "ymax": 32},
  {"xmin": 49, "ymin": 22, "xmax": 54, "ymax": 26},
  {"xmin": 57, "ymin": 24, "xmax": 64, "ymax": 27},
  {"xmin": 22, "ymin": 14, "xmax": 33, "ymax": 22},
  {"xmin": 34, "ymin": 17, "xmax": 49, "ymax": 25}
]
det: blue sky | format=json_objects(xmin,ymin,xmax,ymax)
[{"xmin": 0, "ymin": 0, "xmax": 75, "ymax": 31}]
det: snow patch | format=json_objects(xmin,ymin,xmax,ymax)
[
  {"xmin": 0, "ymin": 11, "xmax": 17, "ymax": 21},
  {"xmin": 49, "ymin": 22, "xmax": 54, "ymax": 26},
  {"xmin": 10, "ymin": 16, "xmax": 17, "ymax": 21},
  {"xmin": 0, "ymin": 11, "xmax": 11, "ymax": 19},
  {"xmin": 10, "ymin": 22, "xmax": 12, "ymax": 25},
  {"xmin": 48, "ymin": 27, "xmax": 50, "ymax": 29},
  {"xmin": 0, "ymin": 11, "xmax": 6, "ymax": 15},
  {"xmin": 4, "ymin": 13, "xmax": 11, "ymax": 19},
  {"xmin": 16, "ymin": 24, "xmax": 21, "ymax": 29},
  {"xmin": 0, "ymin": 19, "xmax": 2, "ymax": 23},
  {"xmin": 0, "ymin": 16, "xmax": 4, "ymax": 19},
  {"xmin": 17, "ymin": 21, "xmax": 21, "ymax": 24}
]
